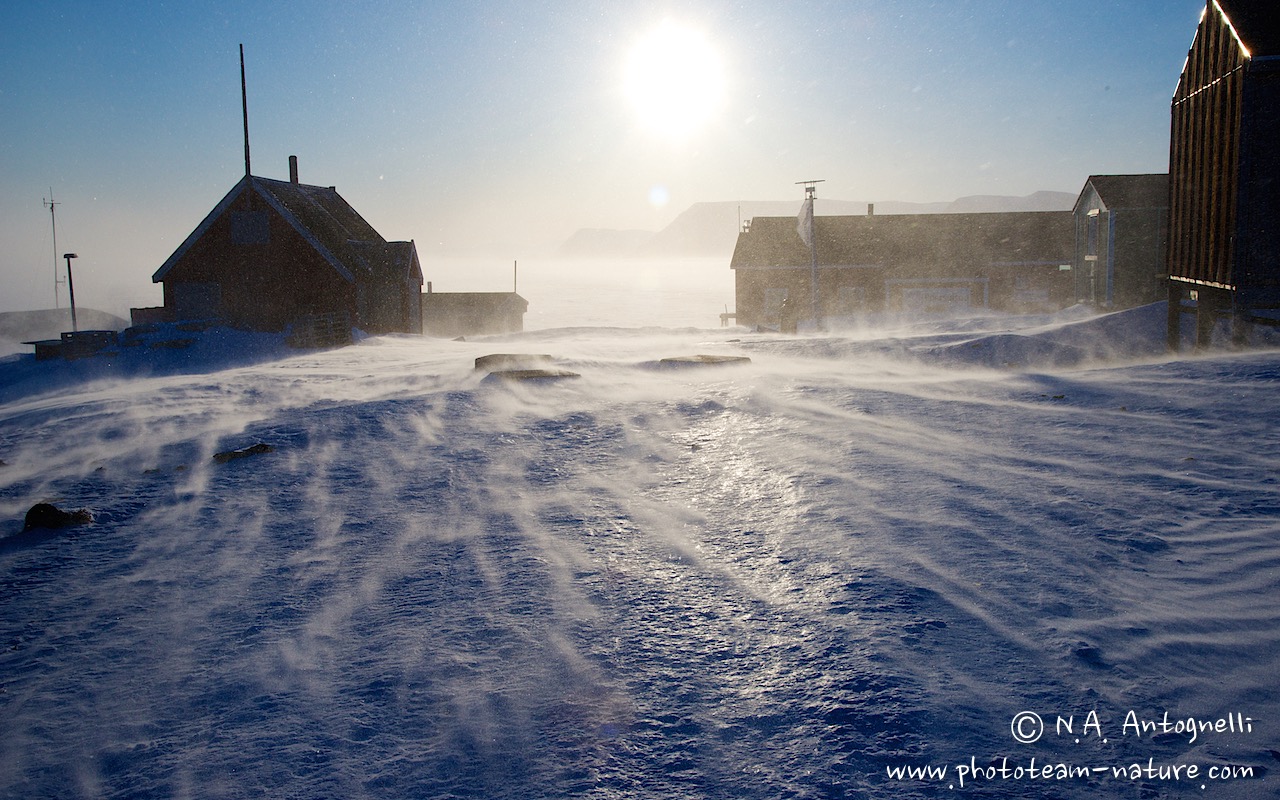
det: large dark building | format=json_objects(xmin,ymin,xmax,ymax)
[
  {"xmin": 730, "ymin": 210, "xmax": 1073, "ymax": 328},
  {"xmin": 1167, "ymin": 0, "xmax": 1280, "ymax": 346}
]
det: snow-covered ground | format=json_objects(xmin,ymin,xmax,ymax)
[{"xmin": 2, "ymin": 301, "xmax": 1278, "ymax": 799}]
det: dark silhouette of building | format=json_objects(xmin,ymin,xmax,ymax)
[
  {"xmin": 730, "ymin": 210, "xmax": 1073, "ymax": 328},
  {"xmin": 1167, "ymin": 0, "xmax": 1280, "ymax": 347},
  {"xmin": 421, "ymin": 288, "xmax": 528, "ymax": 338}
]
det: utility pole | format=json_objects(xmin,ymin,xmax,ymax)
[
  {"xmin": 796, "ymin": 179, "xmax": 824, "ymax": 327},
  {"xmin": 43, "ymin": 189, "xmax": 65, "ymax": 308}
]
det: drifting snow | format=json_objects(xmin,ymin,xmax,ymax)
[{"xmin": 1, "ymin": 304, "xmax": 1278, "ymax": 798}]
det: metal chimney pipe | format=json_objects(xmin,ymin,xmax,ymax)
[
  {"xmin": 289, "ymin": 155, "xmax": 299, "ymax": 184},
  {"xmin": 64, "ymin": 253, "xmax": 79, "ymax": 332}
]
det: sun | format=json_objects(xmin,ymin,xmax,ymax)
[{"xmin": 624, "ymin": 21, "xmax": 725, "ymax": 141}]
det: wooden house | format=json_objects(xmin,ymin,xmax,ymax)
[
  {"xmin": 1167, "ymin": 0, "xmax": 1280, "ymax": 347},
  {"xmin": 730, "ymin": 211, "xmax": 1073, "ymax": 328},
  {"xmin": 1073, "ymin": 174, "xmax": 1169, "ymax": 310},
  {"xmin": 149, "ymin": 159, "xmax": 423, "ymax": 335}
]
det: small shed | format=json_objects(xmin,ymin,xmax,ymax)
[
  {"xmin": 1073, "ymin": 174, "xmax": 1169, "ymax": 309},
  {"xmin": 1166, "ymin": 0, "xmax": 1280, "ymax": 347},
  {"xmin": 730, "ymin": 211, "xmax": 1073, "ymax": 328},
  {"xmin": 150, "ymin": 159, "xmax": 423, "ymax": 335},
  {"xmin": 421, "ymin": 289, "xmax": 528, "ymax": 338}
]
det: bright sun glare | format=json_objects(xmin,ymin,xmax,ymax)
[{"xmin": 624, "ymin": 21, "xmax": 724, "ymax": 141}]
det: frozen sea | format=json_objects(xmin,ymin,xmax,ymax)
[{"xmin": 1, "ymin": 258, "xmax": 1278, "ymax": 798}]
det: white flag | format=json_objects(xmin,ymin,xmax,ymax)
[{"xmin": 796, "ymin": 197, "xmax": 813, "ymax": 248}]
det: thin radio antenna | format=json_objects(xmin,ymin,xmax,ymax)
[
  {"xmin": 240, "ymin": 44, "xmax": 251, "ymax": 178},
  {"xmin": 43, "ymin": 188, "xmax": 65, "ymax": 308}
]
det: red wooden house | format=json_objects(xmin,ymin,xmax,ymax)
[{"xmin": 149, "ymin": 158, "xmax": 423, "ymax": 335}]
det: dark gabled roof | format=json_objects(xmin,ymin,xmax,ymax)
[
  {"xmin": 1081, "ymin": 174, "xmax": 1169, "ymax": 211},
  {"xmin": 153, "ymin": 175, "xmax": 416, "ymax": 286},
  {"xmin": 255, "ymin": 177, "xmax": 383, "ymax": 268},
  {"xmin": 1217, "ymin": 0, "xmax": 1280, "ymax": 58},
  {"xmin": 349, "ymin": 240, "xmax": 422, "ymax": 285},
  {"xmin": 731, "ymin": 211, "xmax": 1072, "ymax": 273}
]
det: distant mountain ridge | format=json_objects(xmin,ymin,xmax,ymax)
[{"xmin": 559, "ymin": 191, "xmax": 1077, "ymax": 257}]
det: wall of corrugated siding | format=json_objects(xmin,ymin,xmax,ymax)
[{"xmin": 1168, "ymin": 4, "xmax": 1247, "ymax": 288}]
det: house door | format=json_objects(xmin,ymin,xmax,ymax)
[{"xmin": 764, "ymin": 287, "xmax": 789, "ymax": 324}]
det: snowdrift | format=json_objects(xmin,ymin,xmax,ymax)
[{"xmin": 2, "ymin": 306, "xmax": 1278, "ymax": 798}]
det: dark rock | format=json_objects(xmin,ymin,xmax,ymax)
[
  {"xmin": 212, "ymin": 443, "xmax": 275, "ymax": 464},
  {"xmin": 23, "ymin": 503, "xmax": 93, "ymax": 532}
]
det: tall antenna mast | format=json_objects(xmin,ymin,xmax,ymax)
[
  {"xmin": 43, "ymin": 188, "xmax": 64, "ymax": 308},
  {"xmin": 240, "ymin": 43, "xmax": 251, "ymax": 178},
  {"xmin": 796, "ymin": 179, "xmax": 824, "ymax": 327}
]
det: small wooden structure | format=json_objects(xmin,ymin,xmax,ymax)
[
  {"xmin": 730, "ymin": 211, "xmax": 1073, "ymax": 328},
  {"xmin": 1072, "ymin": 174, "xmax": 1168, "ymax": 310},
  {"xmin": 24, "ymin": 330, "xmax": 119, "ymax": 361},
  {"xmin": 1166, "ymin": 0, "xmax": 1280, "ymax": 348},
  {"xmin": 421, "ymin": 289, "xmax": 528, "ymax": 338}
]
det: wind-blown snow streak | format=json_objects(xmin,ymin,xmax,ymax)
[{"xmin": 1, "ymin": 309, "xmax": 1277, "ymax": 798}]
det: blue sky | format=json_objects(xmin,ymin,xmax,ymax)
[{"xmin": 2, "ymin": 0, "xmax": 1205, "ymax": 315}]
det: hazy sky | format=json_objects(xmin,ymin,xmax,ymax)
[{"xmin": 2, "ymin": 0, "xmax": 1205, "ymax": 315}]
